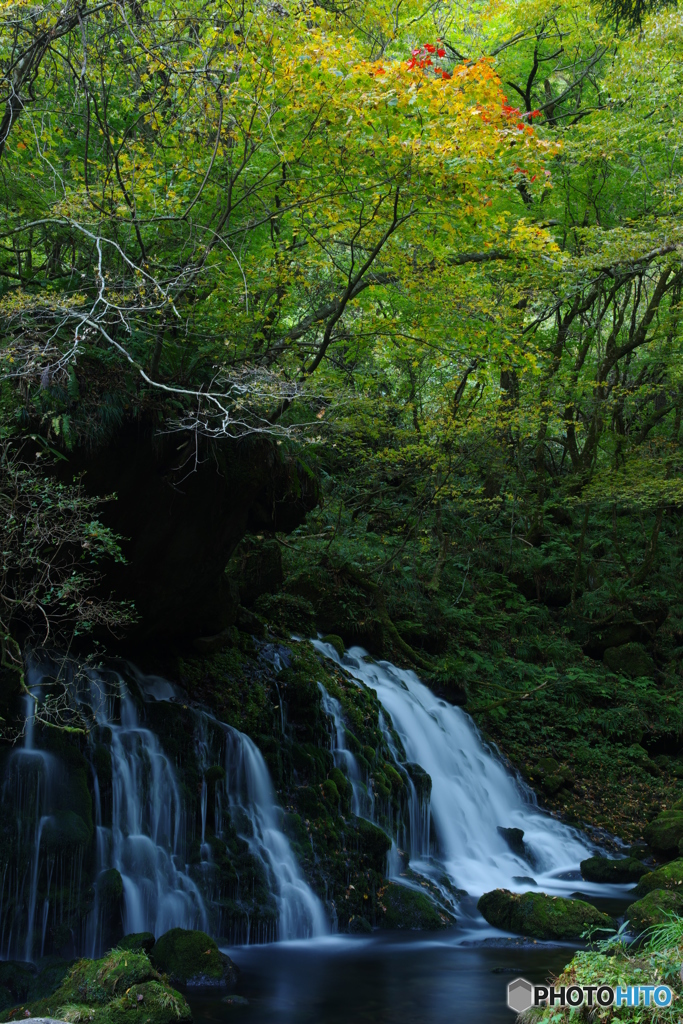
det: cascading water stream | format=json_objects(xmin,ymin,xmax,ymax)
[
  {"xmin": 312, "ymin": 640, "xmax": 601, "ymax": 904},
  {"xmin": 83, "ymin": 669, "xmax": 208, "ymax": 955},
  {"xmin": 317, "ymin": 683, "xmax": 373, "ymax": 819}
]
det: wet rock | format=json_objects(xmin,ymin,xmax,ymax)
[
  {"xmin": 580, "ymin": 856, "xmax": 647, "ymax": 884},
  {"xmin": 404, "ymin": 763, "xmax": 432, "ymax": 801},
  {"xmin": 603, "ymin": 643, "xmax": 655, "ymax": 678},
  {"xmin": 634, "ymin": 858, "xmax": 683, "ymax": 896},
  {"xmin": 477, "ymin": 889, "xmax": 613, "ymax": 940},
  {"xmin": 497, "ymin": 827, "xmax": 527, "ymax": 859},
  {"xmin": 379, "ymin": 883, "xmax": 454, "ymax": 929},
  {"xmin": 626, "ymin": 889, "xmax": 683, "ymax": 932},
  {"xmin": 150, "ymin": 928, "xmax": 238, "ymax": 987},
  {"xmin": 353, "ymin": 818, "xmax": 392, "ymax": 874},
  {"xmin": 348, "ymin": 915, "xmax": 373, "ymax": 933},
  {"xmin": 222, "ymin": 995, "xmax": 249, "ymax": 1006},
  {"xmin": 644, "ymin": 811, "xmax": 683, "ymax": 854},
  {"xmin": 512, "ymin": 876, "xmax": 537, "ymax": 887}
]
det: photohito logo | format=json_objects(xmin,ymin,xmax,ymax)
[{"xmin": 507, "ymin": 978, "xmax": 673, "ymax": 1013}]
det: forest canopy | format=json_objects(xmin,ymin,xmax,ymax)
[{"xmin": 1, "ymin": 0, "xmax": 682, "ymax": 752}]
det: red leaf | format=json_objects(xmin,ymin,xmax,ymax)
[
  {"xmin": 530, "ymin": 109, "xmax": 542, "ymax": 118},
  {"xmin": 437, "ymin": 47, "xmax": 446, "ymax": 57},
  {"xmin": 441, "ymin": 70, "xmax": 451, "ymax": 79},
  {"xmin": 424, "ymin": 43, "xmax": 436, "ymax": 53},
  {"xmin": 530, "ymin": 175, "xmax": 537, "ymax": 182}
]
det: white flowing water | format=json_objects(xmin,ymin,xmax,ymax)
[
  {"xmin": 218, "ymin": 725, "xmax": 329, "ymax": 941},
  {"xmin": 84, "ymin": 669, "xmax": 208, "ymax": 954},
  {"xmin": 312, "ymin": 641, "xmax": 599, "ymax": 902},
  {"xmin": 317, "ymin": 683, "xmax": 373, "ymax": 819}
]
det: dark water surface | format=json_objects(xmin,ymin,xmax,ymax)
[{"xmin": 186, "ymin": 934, "xmax": 576, "ymax": 1024}]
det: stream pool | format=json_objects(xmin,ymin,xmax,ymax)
[{"xmin": 187, "ymin": 933, "xmax": 577, "ymax": 1024}]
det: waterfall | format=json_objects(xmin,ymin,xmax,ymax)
[
  {"xmin": 83, "ymin": 668, "xmax": 208, "ymax": 955},
  {"xmin": 318, "ymin": 683, "xmax": 373, "ymax": 819},
  {"xmin": 2, "ymin": 658, "xmax": 327, "ymax": 959},
  {"xmin": 218, "ymin": 725, "xmax": 328, "ymax": 941},
  {"xmin": 312, "ymin": 641, "xmax": 595, "ymax": 901}
]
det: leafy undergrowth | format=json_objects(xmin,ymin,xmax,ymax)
[{"xmin": 523, "ymin": 918, "xmax": 683, "ymax": 1023}]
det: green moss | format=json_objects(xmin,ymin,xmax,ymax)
[
  {"xmin": 626, "ymin": 889, "xmax": 683, "ymax": 932},
  {"xmin": 634, "ymin": 858, "xmax": 683, "ymax": 896},
  {"xmin": 477, "ymin": 890, "xmax": 613, "ymax": 940},
  {"xmin": 321, "ymin": 635, "xmax": 345, "ymax": 658},
  {"xmin": 149, "ymin": 928, "xmax": 227, "ymax": 985},
  {"xmin": 580, "ymin": 855, "xmax": 646, "ymax": 883},
  {"xmin": 644, "ymin": 811, "xmax": 683, "ymax": 854},
  {"xmin": 49, "ymin": 980, "xmax": 191, "ymax": 1024},
  {"xmin": 353, "ymin": 818, "xmax": 392, "ymax": 873},
  {"xmin": 379, "ymin": 883, "xmax": 452, "ymax": 930},
  {"xmin": 322, "ymin": 779, "xmax": 340, "ymax": 806}
]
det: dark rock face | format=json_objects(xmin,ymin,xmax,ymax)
[
  {"xmin": 68, "ymin": 427, "xmax": 318, "ymax": 643},
  {"xmin": 497, "ymin": 827, "xmax": 528, "ymax": 861},
  {"xmin": 477, "ymin": 889, "xmax": 613, "ymax": 940}
]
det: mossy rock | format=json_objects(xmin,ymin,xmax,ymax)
[
  {"xmin": 380, "ymin": 884, "xmax": 453, "ymax": 930},
  {"xmin": 603, "ymin": 642, "xmax": 656, "ymax": 678},
  {"xmin": 321, "ymin": 635, "xmax": 344, "ymax": 658},
  {"xmin": 404, "ymin": 763, "xmax": 432, "ymax": 801},
  {"xmin": 98, "ymin": 869, "xmax": 124, "ymax": 907},
  {"xmin": 644, "ymin": 811, "xmax": 683, "ymax": 854},
  {"xmin": 150, "ymin": 929, "xmax": 237, "ymax": 987},
  {"xmin": 117, "ymin": 934, "xmax": 155, "ymax": 955},
  {"xmin": 580, "ymin": 855, "xmax": 647, "ymax": 883},
  {"xmin": 533, "ymin": 757, "xmax": 573, "ymax": 796},
  {"xmin": 626, "ymin": 889, "xmax": 683, "ymax": 932},
  {"xmin": 322, "ymin": 779, "xmax": 340, "ymax": 806},
  {"xmin": 52, "ymin": 980, "xmax": 191, "ymax": 1024},
  {"xmin": 0, "ymin": 952, "xmax": 187, "ymax": 1024},
  {"xmin": 634, "ymin": 859, "xmax": 683, "ymax": 896},
  {"xmin": 42, "ymin": 811, "xmax": 91, "ymax": 852},
  {"xmin": 477, "ymin": 890, "xmax": 613, "ymax": 940},
  {"xmin": 353, "ymin": 818, "xmax": 392, "ymax": 874}
]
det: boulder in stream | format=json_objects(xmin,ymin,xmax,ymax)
[
  {"xmin": 477, "ymin": 889, "xmax": 613, "ymax": 940},
  {"xmin": 379, "ymin": 883, "xmax": 455, "ymax": 929},
  {"xmin": 580, "ymin": 855, "xmax": 647, "ymax": 883},
  {"xmin": 150, "ymin": 928, "xmax": 238, "ymax": 987}
]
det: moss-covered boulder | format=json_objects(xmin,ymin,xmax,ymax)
[
  {"xmin": 117, "ymin": 934, "xmax": 155, "ymax": 955},
  {"xmin": 626, "ymin": 889, "xmax": 683, "ymax": 932},
  {"xmin": 643, "ymin": 811, "xmax": 683, "ymax": 855},
  {"xmin": 149, "ymin": 929, "xmax": 237, "ymax": 987},
  {"xmin": 634, "ymin": 859, "xmax": 683, "ymax": 896},
  {"xmin": 379, "ymin": 884, "xmax": 454, "ymax": 930},
  {"xmin": 580, "ymin": 855, "xmax": 647, "ymax": 883},
  {"xmin": 603, "ymin": 643, "xmax": 656, "ymax": 678},
  {"xmin": 477, "ymin": 890, "xmax": 613, "ymax": 940},
  {"xmin": 0, "ymin": 951, "xmax": 191, "ymax": 1024}
]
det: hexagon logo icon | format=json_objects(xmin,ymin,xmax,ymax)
[{"xmin": 507, "ymin": 977, "xmax": 534, "ymax": 1013}]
